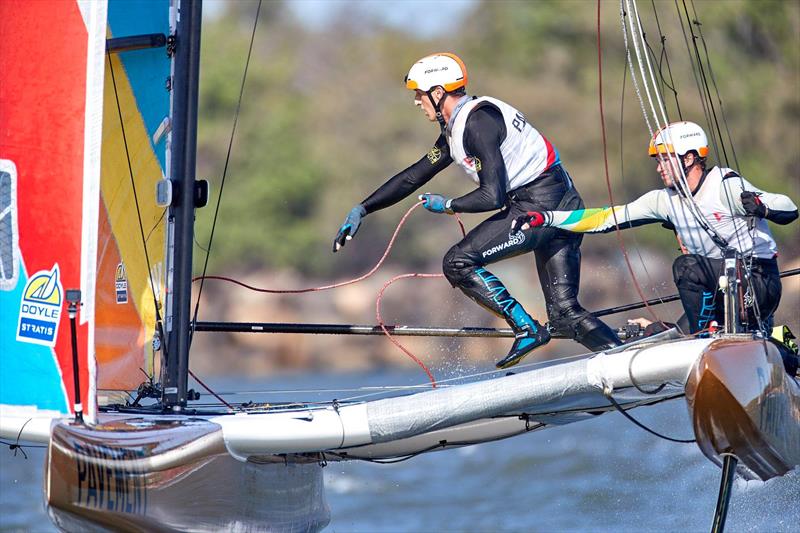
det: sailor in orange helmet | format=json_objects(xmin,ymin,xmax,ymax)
[
  {"xmin": 333, "ymin": 53, "xmax": 622, "ymax": 368},
  {"xmin": 514, "ymin": 121, "xmax": 798, "ymax": 334}
]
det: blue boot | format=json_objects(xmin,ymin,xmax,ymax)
[
  {"xmin": 495, "ymin": 303, "xmax": 551, "ymax": 369},
  {"xmin": 455, "ymin": 268, "xmax": 551, "ymax": 369}
]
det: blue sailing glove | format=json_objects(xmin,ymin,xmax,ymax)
[
  {"xmin": 419, "ymin": 193, "xmax": 454, "ymax": 214},
  {"xmin": 333, "ymin": 204, "xmax": 367, "ymax": 252}
]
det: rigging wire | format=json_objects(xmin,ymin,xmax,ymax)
[
  {"xmin": 145, "ymin": 208, "xmax": 168, "ymax": 244},
  {"xmin": 603, "ymin": 386, "xmax": 695, "ymax": 443},
  {"xmin": 623, "ymin": 0, "xmax": 731, "ymax": 254},
  {"xmin": 180, "ymin": 0, "xmax": 263, "ymax": 407},
  {"xmin": 676, "ymin": 0, "xmax": 764, "ymax": 331},
  {"xmin": 1, "ymin": 418, "xmax": 49, "ymax": 459},
  {"xmin": 625, "ymin": 0, "xmax": 695, "ymax": 204},
  {"xmin": 107, "ymin": 51, "xmax": 168, "ymax": 377},
  {"xmin": 189, "ymin": 369, "xmax": 234, "ymax": 410},
  {"xmin": 688, "ymin": 0, "xmax": 739, "ymax": 171},
  {"xmin": 617, "ymin": 0, "xmax": 767, "ymax": 333},
  {"xmin": 687, "ymin": 0, "xmax": 765, "ymax": 331},
  {"xmin": 617, "ymin": 38, "xmax": 671, "ymax": 309},
  {"xmin": 650, "ymin": 0, "xmax": 682, "ymax": 119},
  {"xmin": 679, "ymin": 0, "xmax": 730, "ymax": 167},
  {"xmin": 598, "ymin": 0, "xmax": 661, "ymax": 323},
  {"xmin": 190, "ymin": 0, "xmax": 263, "ymax": 346}
]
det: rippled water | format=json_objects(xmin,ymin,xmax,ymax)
[{"xmin": 2, "ymin": 371, "xmax": 798, "ymax": 532}]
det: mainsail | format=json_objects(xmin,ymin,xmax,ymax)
[
  {"xmin": 0, "ymin": 0, "xmax": 170, "ymax": 421},
  {"xmin": 95, "ymin": 0, "xmax": 171, "ymax": 397},
  {"xmin": 0, "ymin": 1, "xmax": 107, "ymax": 421}
]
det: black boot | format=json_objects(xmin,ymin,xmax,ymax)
[
  {"xmin": 495, "ymin": 303, "xmax": 551, "ymax": 369},
  {"xmin": 574, "ymin": 318, "xmax": 623, "ymax": 352}
]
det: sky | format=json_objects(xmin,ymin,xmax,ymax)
[{"xmin": 203, "ymin": 0, "xmax": 477, "ymax": 37}]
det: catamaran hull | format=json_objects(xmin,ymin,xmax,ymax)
[
  {"xmin": 686, "ymin": 337, "xmax": 800, "ymax": 481},
  {"xmin": 45, "ymin": 417, "xmax": 330, "ymax": 532}
]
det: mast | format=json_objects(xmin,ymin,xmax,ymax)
[{"xmin": 163, "ymin": 0, "xmax": 202, "ymax": 410}]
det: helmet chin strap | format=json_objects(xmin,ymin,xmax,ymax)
[
  {"xmin": 670, "ymin": 158, "xmax": 702, "ymax": 196},
  {"xmin": 660, "ymin": 151, "xmax": 698, "ymax": 193},
  {"xmin": 426, "ymin": 88, "xmax": 449, "ymax": 134}
]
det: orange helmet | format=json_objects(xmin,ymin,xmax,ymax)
[
  {"xmin": 404, "ymin": 53, "xmax": 468, "ymax": 93},
  {"xmin": 648, "ymin": 121, "xmax": 709, "ymax": 158}
]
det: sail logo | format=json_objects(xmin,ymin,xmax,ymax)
[
  {"xmin": 17, "ymin": 264, "xmax": 63, "ymax": 347},
  {"xmin": 115, "ymin": 262, "xmax": 128, "ymax": 304}
]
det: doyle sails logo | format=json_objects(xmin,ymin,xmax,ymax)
[
  {"xmin": 17, "ymin": 264, "xmax": 63, "ymax": 347},
  {"xmin": 115, "ymin": 262, "xmax": 128, "ymax": 304}
]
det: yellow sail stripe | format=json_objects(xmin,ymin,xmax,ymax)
[{"xmin": 99, "ymin": 52, "xmax": 166, "ymax": 375}]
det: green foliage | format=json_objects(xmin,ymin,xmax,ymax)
[{"xmin": 195, "ymin": 0, "xmax": 799, "ymax": 277}]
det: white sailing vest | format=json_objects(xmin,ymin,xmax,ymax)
[
  {"xmin": 665, "ymin": 166, "xmax": 777, "ymax": 259},
  {"xmin": 447, "ymin": 96, "xmax": 559, "ymax": 190}
]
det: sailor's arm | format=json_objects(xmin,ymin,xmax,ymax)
[
  {"xmin": 333, "ymin": 135, "xmax": 452, "ymax": 251},
  {"xmin": 447, "ymin": 105, "xmax": 508, "ymax": 213},
  {"xmin": 721, "ymin": 176, "xmax": 799, "ymax": 225},
  {"xmin": 360, "ymin": 134, "xmax": 453, "ymax": 213},
  {"xmin": 515, "ymin": 190, "xmax": 669, "ymax": 233}
]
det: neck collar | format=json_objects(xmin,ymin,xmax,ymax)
[
  {"xmin": 446, "ymin": 95, "xmax": 472, "ymax": 135},
  {"xmin": 690, "ymin": 168, "xmax": 709, "ymax": 196}
]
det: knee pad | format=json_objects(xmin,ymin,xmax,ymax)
[
  {"xmin": 442, "ymin": 245, "xmax": 476, "ymax": 287},
  {"xmin": 672, "ymin": 254, "xmax": 705, "ymax": 287}
]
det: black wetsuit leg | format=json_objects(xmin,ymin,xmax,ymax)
[
  {"xmin": 744, "ymin": 258, "xmax": 782, "ymax": 331},
  {"xmin": 529, "ymin": 187, "xmax": 622, "ymax": 351},
  {"xmin": 672, "ymin": 254, "xmax": 781, "ymax": 333},
  {"xmin": 442, "ymin": 166, "xmax": 622, "ymax": 351}
]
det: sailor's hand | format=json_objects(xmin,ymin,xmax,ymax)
[
  {"xmin": 419, "ymin": 193, "xmax": 453, "ymax": 214},
  {"xmin": 333, "ymin": 204, "xmax": 367, "ymax": 253},
  {"xmin": 741, "ymin": 191, "xmax": 767, "ymax": 218},
  {"xmin": 511, "ymin": 211, "xmax": 545, "ymax": 231}
]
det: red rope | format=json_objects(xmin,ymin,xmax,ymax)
[
  {"xmin": 194, "ymin": 202, "xmax": 447, "ymax": 293},
  {"xmin": 376, "ymin": 273, "xmax": 443, "ymax": 388},
  {"xmin": 597, "ymin": 0, "xmax": 661, "ymax": 323},
  {"xmin": 189, "ymin": 369, "xmax": 234, "ymax": 409},
  {"xmin": 192, "ymin": 201, "xmax": 467, "ymax": 385}
]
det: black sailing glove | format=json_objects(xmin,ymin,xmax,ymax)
[
  {"xmin": 510, "ymin": 211, "xmax": 546, "ymax": 231},
  {"xmin": 741, "ymin": 191, "xmax": 767, "ymax": 218}
]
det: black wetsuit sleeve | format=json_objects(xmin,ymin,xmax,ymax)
[
  {"xmin": 765, "ymin": 207, "xmax": 799, "ymax": 225},
  {"xmin": 449, "ymin": 105, "xmax": 508, "ymax": 213},
  {"xmin": 360, "ymin": 135, "xmax": 452, "ymax": 214}
]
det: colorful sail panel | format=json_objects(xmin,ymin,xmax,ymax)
[
  {"xmin": 0, "ymin": 1, "xmax": 108, "ymax": 420},
  {"xmin": 95, "ymin": 0, "xmax": 171, "ymax": 396}
]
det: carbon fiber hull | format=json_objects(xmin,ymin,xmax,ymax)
[
  {"xmin": 45, "ymin": 417, "xmax": 329, "ymax": 532},
  {"xmin": 686, "ymin": 337, "xmax": 800, "ymax": 481}
]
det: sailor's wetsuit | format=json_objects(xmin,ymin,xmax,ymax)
[
  {"xmin": 360, "ymin": 96, "xmax": 621, "ymax": 351},
  {"xmin": 537, "ymin": 167, "xmax": 798, "ymax": 332}
]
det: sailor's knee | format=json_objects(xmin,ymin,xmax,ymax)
[
  {"xmin": 442, "ymin": 245, "xmax": 475, "ymax": 286},
  {"xmin": 672, "ymin": 254, "xmax": 701, "ymax": 286}
]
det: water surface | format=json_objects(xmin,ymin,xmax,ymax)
[{"xmin": 2, "ymin": 371, "xmax": 798, "ymax": 532}]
